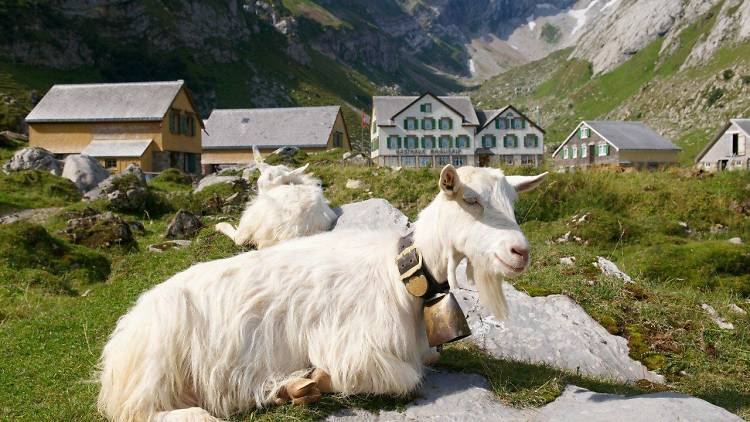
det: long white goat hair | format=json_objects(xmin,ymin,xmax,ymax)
[{"xmin": 215, "ymin": 146, "xmax": 336, "ymax": 248}]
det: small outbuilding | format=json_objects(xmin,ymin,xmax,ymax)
[
  {"xmin": 694, "ymin": 119, "xmax": 749, "ymax": 172},
  {"xmin": 552, "ymin": 121, "xmax": 681, "ymax": 171},
  {"xmin": 201, "ymin": 106, "xmax": 350, "ymax": 170}
]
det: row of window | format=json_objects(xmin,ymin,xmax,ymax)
[
  {"xmin": 403, "ymin": 117, "xmax": 454, "ymax": 131},
  {"xmin": 562, "ymin": 143, "xmax": 610, "ymax": 159},
  {"xmin": 386, "ymin": 134, "xmax": 471, "ymax": 149},
  {"xmin": 495, "ymin": 117, "xmax": 527, "ymax": 130},
  {"xmin": 383, "ymin": 155, "xmax": 467, "ymax": 168},
  {"xmin": 168, "ymin": 109, "xmax": 197, "ymax": 137},
  {"xmin": 480, "ymin": 133, "xmax": 539, "ymax": 149}
]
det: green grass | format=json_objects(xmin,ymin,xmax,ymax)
[
  {"xmin": 0, "ymin": 170, "xmax": 82, "ymax": 214},
  {"xmin": 1, "ymin": 160, "xmax": 750, "ymax": 419}
]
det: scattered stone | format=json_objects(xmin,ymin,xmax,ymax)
[
  {"xmin": 119, "ymin": 163, "xmax": 146, "ymax": 185},
  {"xmin": 61, "ymin": 211, "xmax": 135, "ymax": 248},
  {"xmin": 454, "ymin": 264, "xmax": 663, "ymax": 383},
  {"xmin": 728, "ymin": 237, "xmax": 743, "ymax": 245},
  {"xmin": 194, "ymin": 174, "xmax": 241, "ymax": 193},
  {"xmin": 584, "ymin": 279, "xmax": 597, "ymax": 286},
  {"xmin": 0, "ymin": 207, "xmax": 63, "ymax": 225},
  {"xmin": 342, "ymin": 151, "xmax": 352, "ymax": 160},
  {"xmin": 272, "ymin": 146, "xmax": 300, "ymax": 157},
  {"xmin": 148, "ymin": 239, "xmax": 192, "ymax": 252},
  {"xmin": 2, "ymin": 147, "xmax": 61, "ymax": 175},
  {"xmin": 345, "ymin": 179, "xmax": 363, "ymax": 189},
  {"xmin": 61, "ymin": 154, "xmax": 111, "ymax": 192},
  {"xmin": 729, "ymin": 304, "xmax": 747, "ymax": 315},
  {"xmin": 345, "ymin": 154, "xmax": 368, "ymax": 166},
  {"xmin": 710, "ymin": 223, "xmax": 727, "ymax": 234},
  {"xmin": 571, "ymin": 213, "xmax": 590, "ymax": 224},
  {"xmin": 332, "ymin": 199, "xmax": 409, "ymax": 234},
  {"xmin": 0, "ymin": 130, "xmax": 27, "ymax": 144},
  {"xmin": 80, "ymin": 289, "xmax": 92, "ymax": 297},
  {"xmin": 165, "ymin": 210, "xmax": 203, "ymax": 239},
  {"xmin": 701, "ymin": 304, "xmax": 734, "ymax": 330},
  {"xmin": 107, "ymin": 182, "xmax": 149, "ymax": 213},
  {"xmin": 594, "ymin": 256, "xmax": 634, "ymax": 283},
  {"xmin": 559, "ymin": 256, "xmax": 576, "ymax": 266},
  {"xmin": 555, "ymin": 231, "xmax": 571, "ymax": 243}
]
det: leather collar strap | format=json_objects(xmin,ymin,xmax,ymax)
[{"xmin": 396, "ymin": 232, "xmax": 449, "ymax": 299}]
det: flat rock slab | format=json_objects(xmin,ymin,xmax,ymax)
[
  {"xmin": 327, "ymin": 372, "xmax": 532, "ymax": 421},
  {"xmin": 327, "ymin": 372, "xmax": 740, "ymax": 422},
  {"xmin": 455, "ymin": 262, "xmax": 664, "ymax": 384},
  {"xmin": 332, "ymin": 198, "xmax": 409, "ymax": 234}
]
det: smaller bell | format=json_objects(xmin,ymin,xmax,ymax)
[{"xmin": 423, "ymin": 292, "xmax": 471, "ymax": 347}]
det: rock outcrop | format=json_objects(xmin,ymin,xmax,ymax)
[
  {"xmin": 2, "ymin": 147, "xmax": 62, "ymax": 175},
  {"xmin": 165, "ymin": 210, "xmax": 203, "ymax": 239},
  {"xmin": 61, "ymin": 154, "xmax": 111, "ymax": 192}
]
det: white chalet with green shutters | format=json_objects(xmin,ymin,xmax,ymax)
[{"xmin": 370, "ymin": 93, "xmax": 545, "ymax": 168}]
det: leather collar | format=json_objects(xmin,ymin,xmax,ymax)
[{"xmin": 396, "ymin": 232, "xmax": 449, "ymax": 300}]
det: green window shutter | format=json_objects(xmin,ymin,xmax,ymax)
[
  {"xmin": 420, "ymin": 104, "xmax": 425, "ymax": 112},
  {"xmin": 168, "ymin": 111, "xmax": 175, "ymax": 133},
  {"xmin": 605, "ymin": 144, "xmax": 610, "ymax": 155},
  {"xmin": 495, "ymin": 119, "xmax": 500, "ymax": 129},
  {"xmin": 521, "ymin": 119, "xmax": 526, "ymax": 129},
  {"xmin": 404, "ymin": 118, "xmax": 408, "ymax": 129},
  {"xmin": 421, "ymin": 137, "xmax": 425, "ymax": 148},
  {"xmin": 513, "ymin": 136, "xmax": 518, "ymax": 148},
  {"xmin": 466, "ymin": 136, "xmax": 470, "ymax": 148},
  {"xmin": 397, "ymin": 137, "xmax": 402, "ymax": 148},
  {"xmin": 420, "ymin": 119, "xmax": 425, "ymax": 130},
  {"xmin": 449, "ymin": 119, "xmax": 453, "ymax": 129},
  {"xmin": 491, "ymin": 136, "xmax": 497, "ymax": 148}
]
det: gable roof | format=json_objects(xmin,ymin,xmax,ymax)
[
  {"xmin": 25, "ymin": 80, "xmax": 203, "ymax": 127},
  {"xmin": 476, "ymin": 105, "xmax": 545, "ymax": 133},
  {"xmin": 695, "ymin": 118, "xmax": 750, "ymax": 162},
  {"xmin": 82, "ymin": 139, "xmax": 154, "ymax": 157},
  {"xmin": 202, "ymin": 106, "xmax": 343, "ymax": 150},
  {"xmin": 373, "ymin": 93, "xmax": 479, "ymax": 126},
  {"xmin": 554, "ymin": 121, "xmax": 679, "ymax": 156}
]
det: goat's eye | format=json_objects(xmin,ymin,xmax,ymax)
[{"xmin": 464, "ymin": 197, "xmax": 479, "ymax": 205}]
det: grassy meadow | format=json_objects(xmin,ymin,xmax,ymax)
[{"xmin": 1, "ymin": 150, "xmax": 749, "ymax": 420}]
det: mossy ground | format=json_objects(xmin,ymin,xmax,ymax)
[
  {"xmin": 0, "ymin": 170, "xmax": 82, "ymax": 214},
  {"xmin": 0, "ymin": 154, "xmax": 749, "ymax": 420}
]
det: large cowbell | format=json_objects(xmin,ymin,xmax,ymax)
[{"xmin": 423, "ymin": 292, "xmax": 471, "ymax": 347}]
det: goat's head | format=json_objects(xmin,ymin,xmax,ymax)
[
  {"xmin": 253, "ymin": 146, "xmax": 318, "ymax": 192},
  {"xmin": 428, "ymin": 165, "xmax": 547, "ymax": 318}
]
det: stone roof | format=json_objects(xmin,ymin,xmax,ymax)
[
  {"xmin": 202, "ymin": 106, "xmax": 341, "ymax": 150},
  {"xmin": 26, "ymin": 80, "xmax": 190, "ymax": 123},
  {"xmin": 373, "ymin": 94, "xmax": 479, "ymax": 126},
  {"xmin": 82, "ymin": 139, "xmax": 154, "ymax": 157},
  {"xmin": 585, "ymin": 121, "xmax": 680, "ymax": 150}
]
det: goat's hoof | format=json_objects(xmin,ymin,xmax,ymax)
[
  {"xmin": 274, "ymin": 378, "xmax": 321, "ymax": 406},
  {"xmin": 310, "ymin": 368, "xmax": 334, "ymax": 394},
  {"xmin": 423, "ymin": 350, "xmax": 441, "ymax": 366}
]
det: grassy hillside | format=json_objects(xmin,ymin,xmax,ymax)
[
  {"xmin": 472, "ymin": 6, "xmax": 750, "ymax": 165},
  {"xmin": 1, "ymin": 151, "xmax": 749, "ymax": 419}
]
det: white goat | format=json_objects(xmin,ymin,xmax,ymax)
[
  {"xmin": 215, "ymin": 147, "xmax": 337, "ymax": 248},
  {"xmin": 98, "ymin": 165, "xmax": 547, "ymax": 421}
]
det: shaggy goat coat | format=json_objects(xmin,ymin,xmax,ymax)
[{"xmin": 98, "ymin": 166, "xmax": 547, "ymax": 421}]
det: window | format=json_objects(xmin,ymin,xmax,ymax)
[
  {"xmin": 482, "ymin": 134, "xmax": 496, "ymax": 148},
  {"xmin": 422, "ymin": 118, "xmax": 435, "ymax": 130},
  {"xmin": 419, "ymin": 156, "xmax": 433, "ymax": 168},
  {"xmin": 104, "ymin": 159, "xmax": 117, "ymax": 169},
  {"xmin": 503, "ymin": 155, "xmax": 514, "ymax": 165},
  {"xmin": 598, "ymin": 143, "xmax": 610, "ymax": 156},
  {"xmin": 523, "ymin": 134, "xmax": 539, "ymax": 148},
  {"xmin": 439, "ymin": 117, "xmax": 453, "ymax": 130},
  {"xmin": 580, "ymin": 126, "xmax": 590, "ymax": 139},
  {"xmin": 495, "ymin": 118, "xmax": 506, "ymax": 129},
  {"xmin": 405, "ymin": 135, "xmax": 419, "ymax": 149},
  {"xmin": 732, "ymin": 133, "xmax": 742, "ymax": 155},
  {"xmin": 503, "ymin": 134, "xmax": 518, "ymax": 148},
  {"xmin": 452, "ymin": 155, "xmax": 466, "ymax": 167},
  {"xmin": 185, "ymin": 114, "xmax": 196, "ymax": 137},
  {"xmin": 402, "ymin": 156, "xmax": 417, "ymax": 167},
  {"xmin": 422, "ymin": 135, "xmax": 435, "ymax": 149},
  {"xmin": 169, "ymin": 110, "xmax": 180, "ymax": 134},
  {"xmin": 437, "ymin": 155, "xmax": 451, "ymax": 166},
  {"xmin": 333, "ymin": 131, "xmax": 344, "ymax": 148},
  {"xmin": 384, "ymin": 156, "xmax": 400, "ymax": 167},
  {"xmin": 420, "ymin": 103, "xmax": 432, "ymax": 113},
  {"xmin": 387, "ymin": 135, "xmax": 400, "ymax": 149},
  {"xmin": 439, "ymin": 135, "xmax": 452, "ymax": 148},
  {"xmin": 403, "ymin": 117, "xmax": 418, "ymax": 130},
  {"xmin": 512, "ymin": 118, "xmax": 526, "ymax": 129},
  {"xmin": 571, "ymin": 145, "xmax": 578, "ymax": 158},
  {"xmin": 455, "ymin": 135, "xmax": 470, "ymax": 148},
  {"xmin": 563, "ymin": 146, "xmax": 569, "ymax": 159},
  {"xmin": 521, "ymin": 155, "xmax": 535, "ymax": 165},
  {"xmin": 581, "ymin": 143, "xmax": 587, "ymax": 158}
]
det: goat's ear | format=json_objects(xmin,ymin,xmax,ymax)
[
  {"xmin": 253, "ymin": 146, "xmax": 265, "ymax": 165},
  {"xmin": 506, "ymin": 172, "xmax": 548, "ymax": 193},
  {"xmin": 439, "ymin": 164, "xmax": 461, "ymax": 197},
  {"xmin": 290, "ymin": 163, "xmax": 309, "ymax": 175}
]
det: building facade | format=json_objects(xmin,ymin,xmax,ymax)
[
  {"xmin": 370, "ymin": 93, "xmax": 544, "ymax": 168},
  {"xmin": 695, "ymin": 119, "xmax": 750, "ymax": 172},
  {"xmin": 552, "ymin": 121, "xmax": 680, "ymax": 171},
  {"xmin": 25, "ymin": 80, "xmax": 203, "ymax": 174},
  {"xmin": 202, "ymin": 106, "xmax": 350, "ymax": 171}
]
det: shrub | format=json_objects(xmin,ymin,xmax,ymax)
[
  {"xmin": 264, "ymin": 149, "xmax": 309, "ymax": 167},
  {"xmin": 706, "ymin": 86, "xmax": 725, "ymax": 106},
  {"xmin": 540, "ymin": 23, "xmax": 561, "ymax": 44},
  {"xmin": 742, "ymin": 75, "xmax": 750, "ymax": 85},
  {"xmin": 722, "ymin": 69, "xmax": 735, "ymax": 80},
  {"xmin": 152, "ymin": 168, "xmax": 192, "ymax": 185}
]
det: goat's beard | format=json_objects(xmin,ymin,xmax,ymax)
[{"xmin": 469, "ymin": 260, "xmax": 509, "ymax": 319}]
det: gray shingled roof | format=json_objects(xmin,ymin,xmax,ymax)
[
  {"xmin": 373, "ymin": 94, "xmax": 479, "ymax": 126},
  {"xmin": 586, "ymin": 121, "xmax": 680, "ymax": 150},
  {"xmin": 26, "ymin": 81, "xmax": 185, "ymax": 123},
  {"xmin": 82, "ymin": 139, "xmax": 153, "ymax": 157},
  {"xmin": 202, "ymin": 106, "xmax": 341, "ymax": 149},
  {"xmin": 476, "ymin": 109, "xmax": 497, "ymax": 127}
]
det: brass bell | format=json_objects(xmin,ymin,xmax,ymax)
[{"xmin": 423, "ymin": 292, "xmax": 471, "ymax": 347}]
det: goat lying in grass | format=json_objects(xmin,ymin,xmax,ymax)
[
  {"xmin": 98, "ymin": 165, "xmax": 547, "ymax": 421},
  {"xmin": 215, "ymin": 147, "xmax": 336, "ymax": 248}
]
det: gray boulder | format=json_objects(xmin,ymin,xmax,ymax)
[
  {"xmin": 3, "ymin": 147, "xmax": 62, "ymax": 175},
  {"xmin": 455, "ymin": 261, "xmax": 664, "ymax": 384},
  {"xmin": 61, "ymin": 154, "xmax": 111, "ymax": 192},
  {"xmin": 120, "ymin": 163, "xmax": 146, "ymax": 185},
  {"xmin": 60, "ymin": 210, "xmax": 135, "ymax": 248},
  {"xmin": 194, "ymin": 174, "xmax": 241, "ymax": 193},
  {"xmin": 332, "ymin": 199, "xmax": 409, "ymax": 234},
  {"xmin": 86, "ymin": 164, "xmax": 147, "ymax": 201},
  {"xmin": 165, "ymin": 210, "xmax": 203, "ymax": 239}
]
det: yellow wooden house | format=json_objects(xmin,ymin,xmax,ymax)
[
  {"xmin": 25, "ymin": 80, "xmax": 203, "ymax": 174},
  {"xmin": 201, "ymin": 106, "xmax": 350, "ymax": 169}
]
